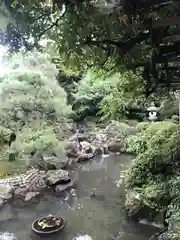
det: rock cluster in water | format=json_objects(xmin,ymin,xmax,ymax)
[
  {"xmin": 66, "ymin": 120, "xmax": 137, "ymax": 163},
  {"xmin": 0, "ymin": 168, "xmax": 76, "ymax": 203},
  {"xmin": 0, "ymin": 120, "xmax": 136, "ymax": 205}
]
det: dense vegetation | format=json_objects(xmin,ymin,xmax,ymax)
[
  {"xmin": 1, "ymin": 0, "xmax": 180, "ymax": 239},
  {"xmin": 124, "ymin": 121, "xmax": 180, "ymax": 239},
  {"xmin": 0, "ymin": 50, "xmax": 72, "ymax": 175}
]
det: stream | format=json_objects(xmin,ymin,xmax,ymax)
[{"xmin": 0, "ymin": 154, "xmax": 159, "ymax": 240}]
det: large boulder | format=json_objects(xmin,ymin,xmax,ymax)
[
  {"xmin": 79, "ymin": 141, "xmax": 93, "ymax": 153},
  {"xmin": 46, "ymin": 169, "xmax": 70, "ymax": 186},
  {"xmin": 125, "ymin": 191, "xmax": 143, "ymax": 218},
  {"xmin": 105, "ymin": 121, "xmax": 137, "ymax": 152},
  {"xmin": 55, "ymin": 171, "xmax": 78, "ymax": 193},
  {"xmin": 28, "ymin": 153, "xmax": 68, "ymax": 170},
  {"xmin": 76, "ymin": 152, "xmax": 94, "ymax": 162},
  {"xmin": 42, "ymin": 156, "xmax": 68, "ymax": 169},
  {"xmin": 65, "ymin": 140, "xmax": 79, "ymax": 158},
  {"xmin": 105, "ymin": 120, "xmax": 137, "ymax": 139}
]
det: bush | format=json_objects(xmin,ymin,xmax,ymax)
[
  {"xmin": 0, "ymin": 50, "xmax": 72, "ymax": 163},
  {"xmin": 73, "ymin": 69, "xmax": 146, "ymax": 121},
  {"xmin": 73, "ymin": 69, "xmax": 119, "ymax": 119},
  {"xmin": 136, "ymin": 121, "xmax": 150, "ymax": 132},
  {"xmin": 9, "ymin": 124, "xmax": 65, "ymax": 158},
  {"xmin": 124, "ymin": 120, "xmax": 180, "ymax": 238},
  {"xmin": 124, "ymin": 135, "xmax": 147, "ymax": 155},
  {"xmin": 99, "ymin": 70, "xmax": 146, "ymax": 120}
]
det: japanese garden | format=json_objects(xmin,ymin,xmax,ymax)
[{"xmin": 0, "ymin": 0, "xmax": 179, "ymax": 239}]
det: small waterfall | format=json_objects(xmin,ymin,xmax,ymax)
[
  {"xmin": 101, "ymin": 145, "xmax": 109, "ymax": 158},
  {"xmin": 0, "ymin": 232, "xmax": 16, "ymax": 240},
  {"xmin": 73, "ymin": 234, "xmax": 92, "ymax": 240}
]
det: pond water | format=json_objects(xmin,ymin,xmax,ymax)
[{"xmin": 0, "ymin": 154, "xmax": 159, "ymax": 240}]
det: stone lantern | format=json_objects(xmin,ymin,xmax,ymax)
[{"xmin": 147, "ymin": 102, "xmax": 158, "ymax": 122}]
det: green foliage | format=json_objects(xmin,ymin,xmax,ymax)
[
  {"xmin": 0, "ymin": 50, "xmax": 72, "ymax": 129},
  {"xmin": 159, "ymin": 95, "xmax": 179, "ymax": 119},
  {"xmin": 73, "ymin": 69, "xmax": 119, "ymax": 118},
  {"xmin": 124, "ymin": 135, "xmax": 147, "ymax": 155},
  {"xmin": 125, "ymin": 120, "xmax": 180, "ymax": 238},
  {"xmin": 5, "ymin": 0, "xmax": 155, "ymax": 72},
  {"xmin": 125, "ymin": 121, "xmax": 178, "ymax": 186},
  {"xmin": 99, "ymin": 70, "xmax": 145, "ymax": 120},
  {"xmin": 9, "ymin": 124, "xmax": 65, "ymax": 158},
  {"xmin": 0, "ymin": 50, "xmax": 72, "ymax": 163},
  {"xmin": 73, "ymin": 69, "xmax": 145, "ymax": 120},
  {"xmin": 136, "ymin": 122, "xmax": 150, "ymax": 132}
]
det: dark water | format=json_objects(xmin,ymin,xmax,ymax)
[{"xmin": 0, "ymin": 155, "xmax": 159, "ymax": 240}]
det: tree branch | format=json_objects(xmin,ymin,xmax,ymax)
[
  {"xmin": 84, "ymin": 31, "xmax": 150, "ymax": 53},
  {"xmin": 37, "ymin": 4, "xmax": 66, "ymax": 39},
  {"xmin": 37, "ymin": 17, "xmax": 61, "ymax": 39}
]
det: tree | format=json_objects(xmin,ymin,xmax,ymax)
[
  {"xmin": 1, "ymin": 0, "xmax": 180, "ymax": 93},
  {"xmin": 0, "ymin": 49, "xmax": 72, "ymax": 160}
]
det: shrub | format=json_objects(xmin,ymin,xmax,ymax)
[
  {"xmin": 9, "ymin": 124, "xmax": 65, "ymax": 158},
  {"xmin": 0, "ymin": 50, "xmax": 72, "ymax": 162},
  {"xmin": 73, "ymin": 69, "xmax": 146, "ymax": 120},
  {"xmin": 124, "ymin": 120, "xmax": 180, "ymax": 237},
  {"xmin": 73, "ymin": 69, "xmax": 119, "ymax": 119},
  {"xmin": 99, "ymin": 70, "xmax": 145, "ymax": 120},
  {"xmin": 124, "ymin": 135, "xmax": 147, "ymax": 155},
  {"xmin": 136, "ymin": 121, "xmax": 150, "ymax": 132}
]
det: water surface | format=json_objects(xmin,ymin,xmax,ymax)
[{"xmin": 0, "ymin": 155, "xmax": 158, "ymax": 240}]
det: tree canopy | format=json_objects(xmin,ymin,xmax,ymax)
[{"xmin": 1, "ymin": 0, "xmax": 180, "ymax": 94}]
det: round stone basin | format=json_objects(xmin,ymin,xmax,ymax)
[{"xmin": 31, "ymin": 216, "xmax": 66, "ymax": 235}]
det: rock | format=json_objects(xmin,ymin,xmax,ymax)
[
  {"xmin": 172, "ymin": 115, "xmax": 179, "ymax": 124},
  {"xmin": 105, "ymin": 120, "xmax": 137, "ymax": 137},
  {"xmin": 65, "ymin": 141, "xmax": 79, "ymax": 158},
  {"xmin": 104, "ymin": 121, "xmax": 137, "ymax": 151},
  {"xmin": 79, "ymin": 141, "xmax": 93, "ymax": 153},
  {"xmin": 125, "ymin": 191, "xmax": 143, "ymax": 218},
  {"xmin": 55, "ymin": 181, "xmax": 74, "ymax": 192},
  {"xmin": 14, "ymin": 186, "xmax": 27, "ymax": 197},
  {"xmin": 108, "ymin": 141, "xmax": 122, "ymax": 153},
  {"xmin": 24, "ymin": 192, "xmax": 40, "ymax": 201},
  {"xmin": 77, "ymin": 152, "xmax": 94, "ymax": 162},
  {"xmin": 55, "ymin": 171, "xmax": 77, "ymax": 193},
  {"xmin": 43, "ymin": 156, "xmax": 68, "ymax": 169},
  {"xmin": 93, "ymin": 147, "xmax": 103, "ymax": 155},
  {"xmin": 46, "ymin": 169, "xmax": 70, "ymax": 186},
  {"xmin": 92, "ymin": 133, "xmax": 107, "ymax": 146},
  {"xmin": 29, "ymin": 154, "xmax": 68, "ymax": 170},
  {"xmin": 69, "ymin": 133, "xmax": 89, "ymax": 142},
  {"xmin": 0, "ymin": 184, "xmax": 14, "ymax": 200}
]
